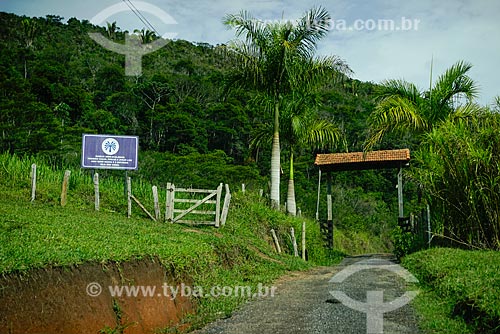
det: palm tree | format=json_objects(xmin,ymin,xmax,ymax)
[
  {"xmin": 134, "ymin": 28, "xmax": 157, "ymax": 43},
  {"xmin": 364, "ymin": 60, "xmax": 479, "ymax": 150},
  {"xmin": 224, "ymin": 7, "xmax": 342, "ymax": 209},
  {"xmin": 252, "ymin": 90, "xmax": 346, "ymax": 215},
  {"xmin": 106, "ymin": 21, "xmax": 118, "ymax": 40}
]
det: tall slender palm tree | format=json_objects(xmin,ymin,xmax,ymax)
[
  {"xmin": 364, "ymin": 60, "xmax": 479, "ymax": 150},
  {"xmin": 251, "ymin": 91, "xmax": 346, "ymax": 215},
  {"xmin": 224, "ymin": 7, "xmax": 343, "ymax": 209},
  {"xmin": 21, "ymin": 18, "xmax": 37, "ymax": 79}
]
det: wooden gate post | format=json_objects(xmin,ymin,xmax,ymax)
[
  {"xmin": 165, "ymin": 183, "xmax": 175, "ymax": 223},
  {"xmin": 220, "ymin": 184, "xmax": 231, "ymax": 226},
  {"xmin": 215, "ymin": 183, "xmax": 223, "ymax": 227}
]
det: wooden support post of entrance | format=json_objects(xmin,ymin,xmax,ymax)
[
  {"xmin": 30, "ymin": 163, "xmax": 37, "ymax": 202},
  {"xmin": 94, "ymin": 173, "xmax": 100, "ymax": 211},
  {"xmin": 127, "ymin": 176, "xmax": 132, "ymax": 218},
  {"xmin": 152, "ymin": 185, "xmax": 160, "ymax": 221},
  {"xmin": 398, "ymin": 165, "xmax": 404, "ymax": 218},
  {"xmin": 60, "ymin": 170, "xmax": 71, "ymax": 207},
  {"xmin": 326, "ymin": 171, "xmax": 333, "ymax": 249},
  {"xmin": 316, "ymin": 168, "xmax": 322, "ymax": 221},
  {"xmin": 271, "ymin": 229, "xmax": 281, "ymax": 254}
]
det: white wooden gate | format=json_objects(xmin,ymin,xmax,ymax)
[{"xmin": 165, "ymin": 183, "xmax": 231, "ymax": 227}]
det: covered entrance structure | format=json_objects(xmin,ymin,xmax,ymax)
[{"xmin": 314, "ymin": 149, "xmax": 410, "ymax": 248}]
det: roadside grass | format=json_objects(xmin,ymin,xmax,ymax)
[
  {"xmin": 0, "ymin": 152, "xmax": 389, "ymax": 330},
  {"xmin": 402, "ymin": 248, "xmax": 500, "ymax": 334}
]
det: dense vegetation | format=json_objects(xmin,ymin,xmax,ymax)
[
  {"xmin": 2, "ymin": 8, "xmax": 500, "ymax": 334},
  {"xmin": 403, "ymin": 248, "xmax": 500, "ymax": 334},
  {"xmin": 0, "ymin": 11, "xmax": 397, "ymax": 239}
]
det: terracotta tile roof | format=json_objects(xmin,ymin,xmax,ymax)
[{"xmin": 315, "ymin": 149, "xmax": 410, "ymax": 171}]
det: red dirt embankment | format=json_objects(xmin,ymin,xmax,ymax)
[{"xmin": 0, "ymin": 258, "xmax": 193, "ymax": 333}]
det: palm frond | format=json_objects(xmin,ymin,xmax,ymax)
[
  {"xmin": 432, "ymin": 60, "xmax": 479, "ymax": 108},
  {"xmin": 293, "ymin": 6, "xmax": 331, "ymax": 59},
  {"xmin": 223, "ymin": 11, "xmax": 268, "ymax": 48},
  {"xmin": 448, "ymin": 103, "xmax": 486, "ymax": 124},
  {"xmin": 365, "ymin": 96, "xmax": 428, "ymax": 151},
  {"xmin": 375, "ymin": 79, "xmax": 421, "ymax": 103}
]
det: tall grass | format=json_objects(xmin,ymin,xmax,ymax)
[
  {"xmin": 0, "ymin": 152, "xmax": 157, "ymax": 214},
  {"xmin": 409, "ymin": 111, "xmax": 500, "ymax": 249}
]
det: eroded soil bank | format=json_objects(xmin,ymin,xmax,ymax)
[{"xmin": 0, "ymin": 258, "xmax": 193, "ymax": 334}]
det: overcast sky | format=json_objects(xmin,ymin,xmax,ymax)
[{"xmin": 2, "ymin": 0, "xmax": 499, "ymax": 106}]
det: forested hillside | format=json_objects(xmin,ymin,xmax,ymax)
[{"xmin": 0, "ymin": 11, "xmax": 399, "ymax": 235}]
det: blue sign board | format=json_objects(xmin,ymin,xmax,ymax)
[{"xmin": 81, "ymin": 134, "xmax": 139, "ymax": 170}]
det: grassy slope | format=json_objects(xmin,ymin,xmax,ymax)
[
  {"xmin": 0, "ymin": 153, "xmax": 388, "ymax": 330},
  {"xmin": 402, "ymin": 248, "xmax": 500, "ymax": 334}
]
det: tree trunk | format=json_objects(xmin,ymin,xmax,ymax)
[
  {"xmin": 286, "ymin": 152, "xmax": 296, "ymax": 216},
  {"xmin": 270, "ymin": 102, "xmax": 280, "ymax": 210}
]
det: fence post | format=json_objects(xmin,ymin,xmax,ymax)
[
  {"xmin": 271, "ymin": 229, "xmax": 281, "ymax": 254},
  {"xmin": 152, "ymin": 185, "xmax": 160, "ymax": 221},
  {"xmin": 220, "ymin": 184, "xmax": 231, "ymax": 226},
  {"xmin": 165, "ymin": 183, "xmax": 175, "ymax": 223},
  {"xmin": 215, "ymin": 183, "xmax": 223, "ymax": 227},
  {"xmin": 60, "ymin": 170, "xmax": 71, "ymax": 207},
  {"xmin": 241, "ymin": 183, "xmax": 245, "ymax": 193},
  {"xmin": 30, "ymin": 163, "xmax": 36, "ymax": 202},
  {"xmin": 127, "ymin": 177, "xmax": 132, "ymax": 218},
  {"xmin": 302, "ymin": 221, "xmax": 306, "ymax": 261},
  {"xmin": 291, "ymin": 227, "xmax": 298, "ymax": 257},
  {"xmin": 259, "ymin": 189, "xmax": 264, "ymax": 197},
  {"xmin": 94, "ymin": 173, "xmax": 99, "ymax": 211}
]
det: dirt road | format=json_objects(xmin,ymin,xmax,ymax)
[{"xmin": 194, "ymin": 254, "xmax": 420, "ymax": 334}]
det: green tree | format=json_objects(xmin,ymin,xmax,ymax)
[
  {"xmin": 106, "ymin": 21, "xmax": 118, "ymax": 40},
  {"xmin": 252, "ymin": 93, "xmax": 346, "ymax": 215},
  {"xmin": 133, "ymin": 28, "xmax": 157, "ymax": 43},
  {"xmin": 364, "ymin": 60, "xmax": 479, "ymax": 150},
  {"xmin": 224, "ymin": 7, "xmax": 338, "ymax": 209}
]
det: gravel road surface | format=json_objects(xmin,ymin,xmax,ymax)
[{"xmin": 194, "ymin": 254, "xmax": 420, "ymax": 334}]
